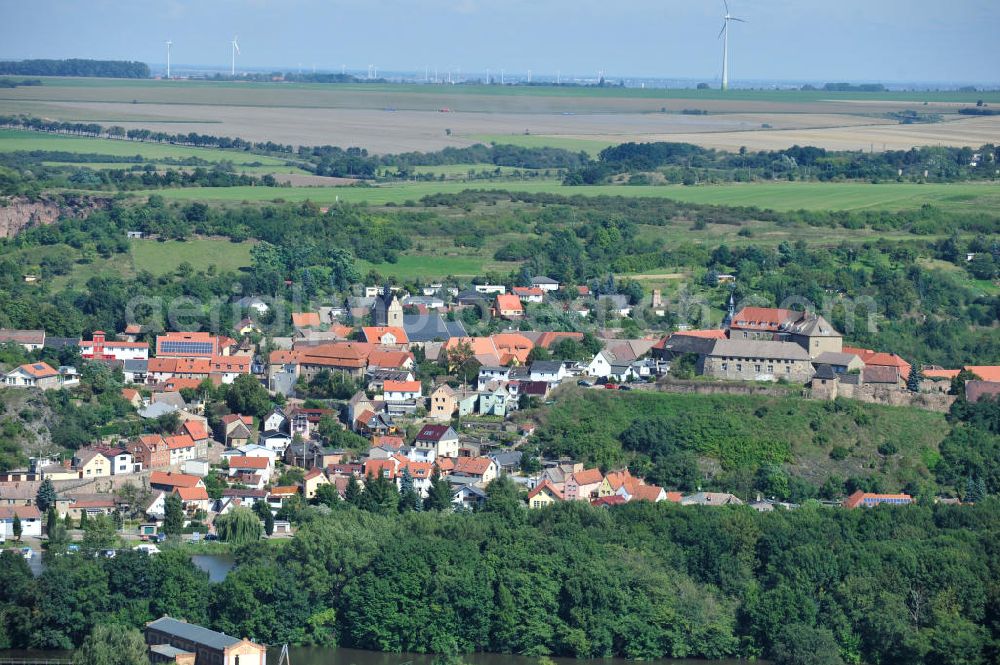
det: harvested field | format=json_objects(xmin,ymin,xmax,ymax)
[{"xmin": 2, "ymin": 78, "xmax": 996, "ymax": 154}]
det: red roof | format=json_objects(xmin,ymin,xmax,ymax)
[
  {"xmin": 164, "ymin": 434, "xmax": 195, "ymax": 450},
  {"xmin": 303, "ymin": 468, "xmax": 327, "ymax": 481},
  {"xmin": 229, "ymin": 456, "xmax": 269, "ymax": 470},
  {"xmin": 15, "ymin": 362, "xmax": 58, "ymax": 379},
  {"xmin": 362, "ymin": 326, "xmax": 409, "ymax": 345},
  {"xmin": 591, "ymin": 495, "xmax": 628, "ymax": 507},
  {"xmin": 292, "ymin": 312, "xmax": 322, "ymax": 328},
  {"xmin": 222, "ymin": 414, "xmax": 254, "ymax": 426},
  {"xmin": 527, "ymin": 479, "xmax": 563, "ymax": 501},
  {"xmin": 966, "ymin": 366, "xmax": 1000, "ymax": 382},
  {"xmin": 495, "ymin": 294, "xmax": 524, "ymax": 313},
  {"xmin": 534, "ymin": 331, "xmax": 584, "ymax": 349},
  {"xmin": 665, "ymin": 491, "xmax": 683, "ymax": 503},
  {"xmin": 513, "ymin": 287, "xmax": 544, "ymax": 297},
  {"xmin": 175, "ymin": 486, "xmax": 209, "ymax": 501},
  {"xmin": 182, "ymin": 420, "xmax": 208, "ymax": 441},
  {"xmin": 269, "ymin": 485, "xmax": 300, "ymax": 497},
  {"xmin": 571, "ymin": 468, "xmax": 604, "ymax": 486},
  {"xmin": 843, "ymin": 490, "xmax": 912, "ymax": 509},
  {"xmin": 364, "ymin": 459, "xmax": 399, "ymax": 479},
  {"xmin": 149, "ymin": 471, "xmax": 201, "ymax": 488},
  {"xmin": 843, "ymin": 347, "xmax": 912, "ymax": 377},
  {"xmin": 730, "ymin": 307, "xmax": 796, "ymax": 331},
  {"xmin": 453, "ymin": 457, "xmax": 494, "ymax": 476},
  {"xmin": 0, "ymin": 505, "xmax": 41, "ymax": 520},
  {"xmin": 367, "ymin": 348, "xmax": 413, "ymax": 369},
  {"xmin": 384, "ymin": 380, "xmax": 421, "ymax": 393},
  {"xmin": 922, "ymin": 369, "xmax": 960, "ymax": 379}
]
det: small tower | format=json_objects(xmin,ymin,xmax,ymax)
[
  {"xmin": 721, "ymin": 291, "xmax": 735, "ymax": 329},
  {"xmin": 387, "ymin": 292, "xmax": 403, "ymax": 328}
]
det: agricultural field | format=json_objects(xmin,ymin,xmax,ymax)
[
  {"xmin": 2, "ymin": 77, "xmax": 998, "ymax": 153},
  {"xmin": 0, "ymin": 128, "xmax": 293, "ymax": 165},
  {"xmin": 113, "ymin": 179, "xmax": 1000, "ymax": 213}
]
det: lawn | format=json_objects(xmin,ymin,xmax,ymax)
[
  {"xmin": 130, "ymin": 238, "xmax": 253, "ymax": 275},
  {"xmin": 0, "ymin": 129, "xmax": 291, "ymax": 165},
  {"xmin": 357, "ymin": 252, "xmax": 520, "ymax": 280},
  {"xmin": 118, "ymin": 180, "xmax": 1000, "ymax": 213}
]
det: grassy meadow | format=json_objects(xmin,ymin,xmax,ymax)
[
  {"xmin": 0, "ymin": 128, "xmax": 292, "ymax": 165},
  {"xmin": 110, "ymin": 180, "xmax": 1000, "ymax": 213}
]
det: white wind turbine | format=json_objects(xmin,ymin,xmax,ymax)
[
  {"xmin": 231, "ymin": 36, "xmax": 240, "ymax": 76},
  {"xmin": 165, "ymin": 40, "xmax": 172, "ymax": 79},
  {"xmin": 718, "ymin": 0, "xmax": 746, "ymax": 91}
]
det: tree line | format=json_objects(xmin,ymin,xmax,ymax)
[
  {"xmin": 2, "ymin": 494, "xmax": 998, "ymax": 665},
  {"xmin": 0, "ymin": 59, "xmax": 149, "ymax": 78}
]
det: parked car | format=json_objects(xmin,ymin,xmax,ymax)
[
  {"xmin": 134, "ymin": 543, "xmax": 160, "ymax": 555},
  {"xmin": 577, "ymin": 379, "xmax": 594, "ymax": 387},
  {"xmin": 603, "ymin": 383, "xmax": 620, "ymax": 390},
  {"xmin": 204, "ymin": 534, "xmax": 219, "ymax": 541}
]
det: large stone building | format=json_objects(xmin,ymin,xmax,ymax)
[
  {"xmin": 145, "ymin": 616, "xmax": 266, "ymax": 665},
  {"xmin": 699, "ymin": 339, "xmax": 815, "ymax": 383},
  {"xmin": 728, "ymin": 307, "xmax": 842, "ymax": 358}
]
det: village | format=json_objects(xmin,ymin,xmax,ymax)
[{"xmin": 2, "ymin": 276, "xmax": 998, "ymax": 551}]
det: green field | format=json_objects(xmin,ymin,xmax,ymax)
[
  {"xmin": 115, "ymin": 180, "xmax": 1000, "ymax": 212},
  {"xmin": 357, "ymin": 253, "xmax": 519, "ymax": 280},
  {"xmin": 467, "ymin": 134, "xmax": 615, "ymax": 155},
  {"xmin": 0, "ymin": 129, "xmax": 291, "ymax": 165},
  {"xmin": 5, "ymin": 77, "xmax": 999, "ymax": 105},
  {"xmin": 23, "ymin": 238, "xmax": 254, "ymax": 290},
  {"xmin": 130, "ymin": 238, "xmax": 253, "ymax": 275}
]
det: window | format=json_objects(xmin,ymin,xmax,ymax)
[
  {"xmin": 767, "ymin": 365, "xmax": 774, "ymax": 373},
  {"xmin": 754, "ymin": 364, "xmax": 761, "ymax": 373},
  {"xmin": 721, "ymin": 363, "xmax": 728, "ymax": 371},
  {"xmin": 736, "ymin": 364, "xmax": 742, "ymax": 372},
  {"xmin": 786, "ymin": 366, "xmax": 791, "ymax": 373}
]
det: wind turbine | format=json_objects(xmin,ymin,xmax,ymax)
[
  {"xmin": 231, "ymin": 36, "xmax": 240, "ymax": 76},
  {"xmin": 165, "ymin": 40, "xmax": 172, "ymax": 79},
  {"xmin": 718, "ymin": 0, "xmax": 746, "ymax": 91}
]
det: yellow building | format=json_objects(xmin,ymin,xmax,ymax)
[{"xmin": 527, "ymin": 479, "xmax": 563, "ymax": 509}]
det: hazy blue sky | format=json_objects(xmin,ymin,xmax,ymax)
[{"xmin": 3, "ymin": 0, "xmax": 998, "ymax": 84}]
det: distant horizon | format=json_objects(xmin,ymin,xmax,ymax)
[
  {"xmin": 3, "ymin": 1, "xmax": 998, "ymax": 86},
  {"xmin": 2, "ymin": 58, "xmax": 998, "ymax": 91}
]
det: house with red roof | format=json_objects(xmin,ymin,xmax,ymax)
[
  {"xmin": 564, "ymin": 468, "xmax": 604, "ymax": 501},
  {"xmin": 451, "ymin": 456, "xmax": 498, "ymax": 485},
  {"xmin": 494, "ymin": 294, "xmax": 524, "ymax": 320},
  {"xmin": 164, "ymin": 434, "xmax": 197, "ymax": 466},
  {"xmin": 362, "ymin": 326, "xmax": 409, "ymax": 346},
  {"xmin": 843, "ymin": 491, "xmax": 912, "ymax": 509},
  {"xmin": 79, "ymin": 331, "xmax": 148, "ymax": 361},
  {"xmin": 382, "ymin": 380, "xmax": 422, "ymax": 402},
  {"xmin": 149, "ymin": 471, "xmax": 204, "ymax": 492},
  {"xmin": 512, "ymin": 286, "xmax": 544, "ymax": 303},
  {"xmin": 174, "ymin": 486, "xmax": 211, "ymax": 513},
  {"xmin": 228, "ymin": 456, "xmax": 273, "ymax": 487},
  {"xmin": 292, "ymin": 312, "xmax": 322, "ymax": 329},
  {"xmin": 130, "ymin": 434, "xmax": 170, "ymax": 470},
  {"xmin": 302, "ymin": 468, "xmax": 329, "ymax": 499},
  {"xmin": 4, "ymin": 362, "xmax": 61, "ymax": 389},
  {"xmin": 527, "ymin": 479, "xmax": 563, "ymax": 508}
]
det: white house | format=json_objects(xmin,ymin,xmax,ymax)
[
  {"xmin": 478, "ymin": 366, "xmax": 511, "ymax": 391},
  {"xmin": 531, "ymin": 276, "xmax": 560, "ymax": 292},
  {"xmin": 0, "ymin": 506, "xmax": 42, "ymax": 539},
  {"xmin": 263, "ymin": 408, "xmax": 288, "ymax": 433},
  {"xmin": 474, "ymin": 284, "xmax": 506, "ymax": 295},
  {"xmin": 529, "ymin": 361, "xmax": 567, "ymax": 384},
  {"xmin": 259, "ymin": 430, "xmax": 292, "ymax": 454},
  {"xmin": 143, "ymin": 491, "xmax": 167, "ymax": 520},
  {"xmin": 99, "ymin": 448, "xmax": 135, "ymax": 475},
  {"xmin": 382, "ymin": 380, "xmax": 422, "ymax": 402},
  {"xmin": 585, "ymin": 350, "xmax": 615, "ymax": 378},
  {"xmin": 414, "ymin": 424, "xmax": 460, "ymax": 458}
]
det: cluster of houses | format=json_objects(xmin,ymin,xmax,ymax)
[{"xmin": 2, "ymin": 280, "xmax": 998, "ymax": 538}]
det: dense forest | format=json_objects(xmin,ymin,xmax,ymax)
[
  {"xmin": 2, "ymin": 494, "xmax": 998, "ymax": 665},
  {"xmin": 0, "ymin": 59, "xmax": 149, "ymax": 78}
]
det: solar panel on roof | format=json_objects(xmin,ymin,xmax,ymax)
[{"xmin": 160, "ymin": 340, "xmax": 213, "ymax": 354}]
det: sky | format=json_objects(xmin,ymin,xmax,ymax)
[{"xmin": 2, "ymin": 0, "xmax": 998, "ymax": 84}]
